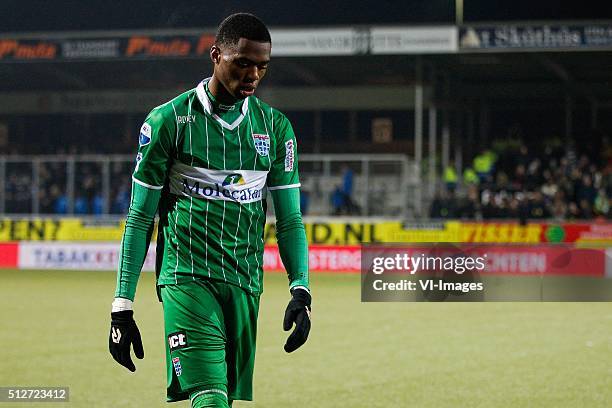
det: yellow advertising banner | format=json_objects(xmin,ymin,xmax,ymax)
[
  {"xmin": 0, "ymin": 218, "xmax": 608, "ymax": 245},
  {"xmin": 0, "ymin": 219, "xmax": 129, "ymax": 241},
  {"xmin": 0, "ymin": 218, "xmax": 398, "ymax": 244}
]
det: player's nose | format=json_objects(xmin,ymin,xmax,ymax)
[{"xmin": 245, "ymin": 66, "xmax": 259, "ymax": 82}]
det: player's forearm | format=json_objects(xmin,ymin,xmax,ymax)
[
  {"xmin": 114, "ymin": 182, "xmax": 161, "ymax": 301},
  {"xmin": 277, "ymin": 219, "xmax": 309, "ymax": 289},
  {"xmin": 114, "ymin": 209, "xmax": 154, "ymax": 300},
  {"xmin": 271, "ymin": 188, "xmax": 309, "ymax": 290}
]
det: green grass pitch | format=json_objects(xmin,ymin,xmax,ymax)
[{"xmin": 1, "ymin": 269, "xmax": 611, "ymax": 407}]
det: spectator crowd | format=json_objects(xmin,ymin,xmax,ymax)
[
  {"xmin": 432, "ymin": 140, "xmax": 612, "ymax": 221},
  {"xmin": 5, "ymin": 161, "xmax": 132, "ymax": 215},
  {"xmin": 4, "ymin": 131, "xmax": 612, "ymax": 221}
]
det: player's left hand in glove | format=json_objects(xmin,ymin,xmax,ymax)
[
  {"xmin": 283, "ymin": 287, "xmax": 311, "ymax": 353},
  {"xmin": 109, "ymin": 307, "xmax": 144, "ymax": 372}
]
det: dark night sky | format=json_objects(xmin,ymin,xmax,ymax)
[{"xmin": 1, "ymin": 0, "xmax": 612, "ymax": 33}]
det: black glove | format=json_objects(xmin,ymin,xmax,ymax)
[
  {"xmin": 283, "ymin": 288, "xmax": 311, "ymax": 353},
  {"xmin": 109, "ymin": 310, "xmax": 144, "ymax": 372}
]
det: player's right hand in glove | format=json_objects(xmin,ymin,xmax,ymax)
[
  {"xmin": 109, "ymin": 299, "xmax": 144, "ymax": 372},
  {"xmin": 283, "ymin": 287, "xmax": 311, "ymax": 353}
]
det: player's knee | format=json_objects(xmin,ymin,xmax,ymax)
[{"xmin": 190, "ymin": 389, "xmax": 230, "ymax": 408}]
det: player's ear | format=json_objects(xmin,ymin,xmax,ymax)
[{"xmin": 210, "ymin": 45, "xmax": 221, "ymax": 65}]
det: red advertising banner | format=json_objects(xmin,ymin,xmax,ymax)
[
  {"xmin": 1, "ymin": 241, "xmax": 608, "ymax": 277},
  {"xmin": 0, "ymin": 243, "xmax": 18, "ymax": 267},
  {"xmin": 267, "ymin": 244, "xmax": 606, "ymax": 276},
  {"xmin": 0, "ymin": 40, "xmax": 57, "ymax": 60},
  {"xmin": 0, "ymin": 35, "xmax": 215, "ymax": 61},
  {"xmin": 558, "ymin": 223, "xmax": 612, "ymax": 243},
  {"xmin": 124, "ymin": 35, "xmax": 214, "ymax": 58},
  {"xmin": 461, "ymin": 245, "xmax": 605, "ymax": 276},
  {"xmin": 264, "ymin": 245, "xmax": 361, "ymax": 273}
]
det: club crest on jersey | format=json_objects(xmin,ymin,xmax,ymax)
[
  {"xmin": 172, "ymin": 357, "xmax": 182, "ymax": 377},
  {"xmin": 252, "ymin": 134, "xmax": 270, "ymax": 156},
  {"xmin": 139, "ymin": 123, "xmax": 151, "ymax": 146}
]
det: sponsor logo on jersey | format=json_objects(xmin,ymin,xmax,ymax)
[
  {"xmin": 222, "ymin": 173, "xmax": 246, "ymax": 186},
  {"xmin": 181, "ymin": 178, "xmax": 263, "ymax": 202},
  {"xmin": 253, "ymin": 134, "xmax": 270, "ymax": 156},
  {"xmin": 169, "ymin": 163, "xmax": 268, "ymax": 204},
  {"xmin": 172, "ymin": 357, "xmax": 182, "ymax": 377},
  {"xmin": 168, "ymin": 331, "xmax": 188, "ymax": 351},
  {"xmin": 285, "ymin": 140, "xmax": 295, "ymax": 171},
  {"xmin": 139, "ymin": 123, "xmax": 151, "ymax": 146},
  {"xmin": 177, "ymin": 115, "xmax": 196, "ymax": 124}
]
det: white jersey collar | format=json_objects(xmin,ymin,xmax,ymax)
[{"xmin": 196, "ymin": 78, "xmax": 249, "ymax": 131}]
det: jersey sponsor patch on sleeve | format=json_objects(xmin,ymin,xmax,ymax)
[
  {"xmin": 285, "ymin": 139, "xmax": 295, "ymax": 172},
  {"xmin": 139, "ymin": 123, "xmax": 152, "ymax": 146}
]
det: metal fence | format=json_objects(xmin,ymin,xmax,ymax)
[{"xmin": 0, "ymin": 154, "xmax": 419, "ymax": 218}]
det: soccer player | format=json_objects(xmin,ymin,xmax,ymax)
[{"xmin": 108, "ymin": 13, "xmax": 311, "ymax": 408}]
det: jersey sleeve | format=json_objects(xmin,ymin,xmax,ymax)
[
  {"xmin": 132, "ymin": 108, "xmax": 175, "ymax": 189},
  {"xmin": 114, "ymin": 182, "xmax": 161, "ymax": 301},
  {"xmin": 267, "ymin": 111, "xmax": 301, "ymax": 190},
  {"xmin": 271, "ymin": 188, "xmax": 309, "ymax": 290}
]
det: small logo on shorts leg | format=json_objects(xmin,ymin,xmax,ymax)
[
  {"xmin": 168, "ymin": 331, "xmax": 188, "ymax": 351},
  {"xmin": 172, "ymin": 357, "xmax": 182, "ymax": 377}
]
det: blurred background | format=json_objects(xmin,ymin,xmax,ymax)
[
  {"xmin": 2, "ymin": 0, "xmax": 612, "ymax": 269},
  {"xmin": 2, "ymin": 2, "xmax": 612, "ymax": 407},
  {"xmin": 2, "ymin": 0, "xmax": 612, "ymax": 223}
]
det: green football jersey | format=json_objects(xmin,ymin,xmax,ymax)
[{"xmin": 133, "ymin": 79, "xmax": 300, "ymax": 295}]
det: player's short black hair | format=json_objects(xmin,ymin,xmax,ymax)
[{"xmin": 215, "ymin": 13, "xmax": 271, "ymax": 48}]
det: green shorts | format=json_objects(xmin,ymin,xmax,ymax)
[{"xmin": 160, "ymin": 279, "xmax": 260, "ymax": 403}]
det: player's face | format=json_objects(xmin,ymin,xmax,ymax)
[{"xmin": 211, "ymin": 38, "xmax": 271, "ymax": 99}]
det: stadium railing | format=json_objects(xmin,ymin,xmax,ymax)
[{"xmin": 0, "ymin": 154, "xmax": 418, "ymax": 218}]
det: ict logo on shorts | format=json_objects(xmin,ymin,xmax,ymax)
[
  {"xmin": 172, "ymin": 357, "xmax": 182, "ymax": 377},
  {"xmin": 253, "ymin": 134, "xmax": 270, "ymax": 156},
  {"xmin": 168, "ymin": 331, "xmax": 188, "ymax": 351}
]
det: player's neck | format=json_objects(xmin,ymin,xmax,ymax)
[{"xmin": 207, "ymin": 76, "xmax": 240, "ymax": 107}]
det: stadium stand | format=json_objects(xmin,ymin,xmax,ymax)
[{"xmin": 431, "ymin": 140, "xmax": 612, "ymax": 220}]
